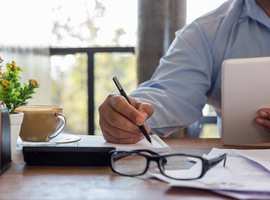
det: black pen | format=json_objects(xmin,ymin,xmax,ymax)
[{"xmin": 112, "ymin": 77, "xmax": 152, "ymax": 144}]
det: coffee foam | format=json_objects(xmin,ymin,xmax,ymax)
[{"xmin": 16, "ymin": 106, "xmax": 62, "ymax": 113}]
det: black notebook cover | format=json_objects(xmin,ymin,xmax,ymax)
[{"xmin": 23, "ymin": 146, "xmax": 115, "ymax": 166}]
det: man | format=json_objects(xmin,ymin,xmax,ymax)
[{"xmin": 99, "ymin": 0, "xmax": 270, "ymax": 144}]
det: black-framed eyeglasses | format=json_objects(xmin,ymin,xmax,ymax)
[{"xmin": 109, "ymin": 149, "xmax": 227, "ymax": 180}]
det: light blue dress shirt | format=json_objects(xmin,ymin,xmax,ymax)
[{"xmin": 130, "ymin": 0, "xmax": 270, "ymax": 137}]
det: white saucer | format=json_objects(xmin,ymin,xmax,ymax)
[{"xmin": 17, "ymin": 133, "xmax": 81, "ymax": 147}]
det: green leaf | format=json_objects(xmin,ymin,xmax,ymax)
[{"xmin": 15, "ymin": 82, "xmax": 21, "ymax": 88}]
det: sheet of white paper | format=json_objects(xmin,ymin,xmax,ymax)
[
  {"xmin": 215, "ymin": 190, "xmax": 270, "ymax": 200},
  {"xmin": 77, "ymin": 134, "xmax": 171, "ymax": 153},
  {"xmin": 233, "ymin": 149, "xmax": 270, "ymax": 172},
  {"xmin": 203, "ymin": 147, "xmax": 239, "ymax": 158}
]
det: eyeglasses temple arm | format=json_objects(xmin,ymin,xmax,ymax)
[{"xmin": 207, "ymin": 153, "xmax": 227, "ymax": 170}]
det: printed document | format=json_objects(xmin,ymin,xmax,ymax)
[{"xmin": 149, "ymin": 148, "xmax": 270, "ymax": 199}]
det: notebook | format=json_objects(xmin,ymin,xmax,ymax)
[
  {"xmin": 22, "ymin": 134, "xmax": 171, "ymax": 166},
  {"xmin": 221, "ymin": 57, "xmax": 270, "ymax": 145}
]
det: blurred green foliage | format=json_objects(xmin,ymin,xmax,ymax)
[
  {"xmin": 51, "ymin": 52, "xmax": 136, "ymax": 135},
  {"xmin": 94, "ymin": 53, "xmax": 137, "ymax": 135},
  {"xmin": 51, "ymin": 54, "xmax": 88, "ymax": 134},
  {"xmin": 50, "ymin": 0, "xmax": 137, "ymax": 135}
]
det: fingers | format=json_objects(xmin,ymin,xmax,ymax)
[
  {"xmin": 255, "ymin": 109, "xmax": 270, "ymax": 132},
  {"xmin": 130, "ymin": 98, "xmax": 154, "ymax": 125},
  {"xmin": 110, "ymin": 95, "xmax": 143, "ymax": 125},
  {"xmin": 99, "ymin": 107, "xmax": 142, "ymax": 138},
  {"xmin": 102, "ymin": 129, "xmax": 145, "ymax": 144},
  {"xmin": 98, "ymin": 94, "xmax": 153, "ymax": 144}
]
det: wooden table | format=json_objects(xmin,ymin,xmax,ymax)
[{"xmin": 0, "ymin": 138, "xmax": 257, "ymax": 200}]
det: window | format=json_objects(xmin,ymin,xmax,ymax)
[
  {"xmin": 187, "ymin": 0, "xmax": 227, "ymax": 24},
  {"xmin": 50, "ymin": 0, "xmax": 138, "ymax": 135}
]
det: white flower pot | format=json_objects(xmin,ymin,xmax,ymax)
[{"xmin": 9, "ymin": 112, "xmax": 24, "ymax": 160}]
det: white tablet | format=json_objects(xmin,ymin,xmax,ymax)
[{"xmin": 221, "ymin": 57, "xmax": 270, "ymax": 145}]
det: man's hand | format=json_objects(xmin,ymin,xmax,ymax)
[
  {"xmin": 255, "ymin": 108, "xmax": 270, "ymax": 132},
  {"xmin": 98, "ymin": 94, "xmax": 154, "ymax": 144}
]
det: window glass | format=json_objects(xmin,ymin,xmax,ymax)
[
  {"xmin": 187, "ymin": 0, "xmax": 227, "ymax": 24},
  {"xmin": 50, "ymin": 0, "xmax": 137, "ymax": 135}
]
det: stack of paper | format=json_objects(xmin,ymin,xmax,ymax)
[{"xmin": 150, "ymin": 148, "xmax": 270, "ymax": 200}]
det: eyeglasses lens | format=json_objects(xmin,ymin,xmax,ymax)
[
  {"xmin": 112, "ymin": 152, "xmax": 148, "ymax": 176},
  {"xmin": 160, "ymin": 155, "xmax": 203, "ymax": 179}
]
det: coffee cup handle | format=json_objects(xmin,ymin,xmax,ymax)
[{"xmin": 48, "ymin": 113, "xmax": 67, "ymax": 139}]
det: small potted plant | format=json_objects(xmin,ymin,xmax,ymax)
[
  {"xmin": 0, "ymin": 57, "xmax": 40, "ymax": 114},
  {"xmin": 0, "ymin": 57, "xmax": 39, "ymax": 158}
]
